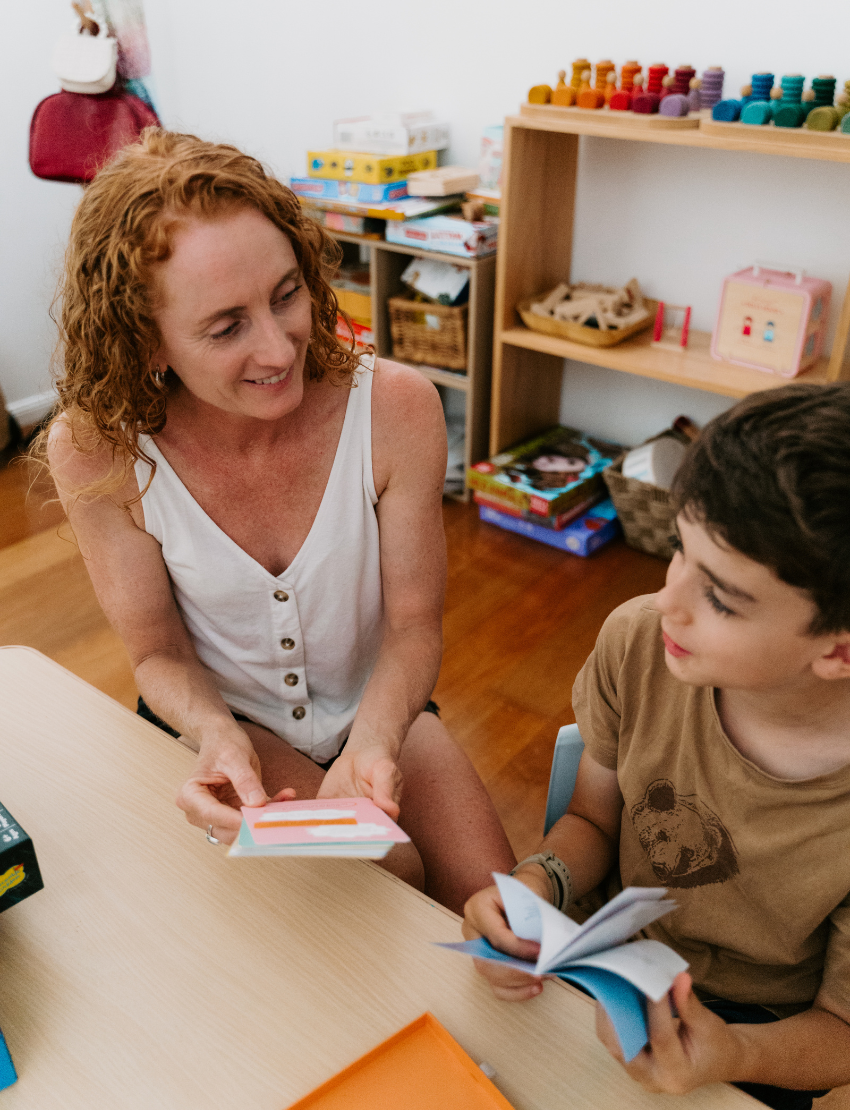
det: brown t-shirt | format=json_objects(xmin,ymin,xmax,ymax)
[{"xmin": 572, "ymin": 595, "xmax": 850, "ymax": 1022}]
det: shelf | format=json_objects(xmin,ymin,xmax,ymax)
[
  {"xmin": 500, "ymin": 324, "xmax": 831, "ymax": 399},
  {"xmin": 515, "ymin": 105, "xmax": 850, "ymax": 164},
  {"xmin": 409, "ymin": 364, "xmax": 470, "ymax": 392},
  {"xmin": 329, "ymin": 231, "xmax": 485, "ymax": 268}
]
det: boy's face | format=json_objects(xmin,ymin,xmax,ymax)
[{"xmin": 655, "ymin": 514, "xmax": 842, "ymax": 691}]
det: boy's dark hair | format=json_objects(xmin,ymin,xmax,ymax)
[{"xmin": 672, "ymin": 383, "xmax": 850, "ymax": 635}]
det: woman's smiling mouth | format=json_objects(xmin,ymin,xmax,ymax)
[{"xmin": 245, "ymin": 370, "xmax": 289, "ymax": 385}]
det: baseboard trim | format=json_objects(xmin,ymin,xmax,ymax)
[{"xmin": 7, "ymin": 390, "xmax": 57, "ymax": 429}]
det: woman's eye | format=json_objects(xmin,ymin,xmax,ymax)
[
  {"xmin": 275, "ymin": 284, "xmax": 302, "ymax": 306},
  {"xmin": 668, "ymin": 533, "xmax": 684, "ymax": 554},
  {"xmin": 211, "ymin": 321, "xmax": 239, "ymax": 341},
  {"xmin": 704, "ymin": 587, "xmax": 735, "ymax": 617}
]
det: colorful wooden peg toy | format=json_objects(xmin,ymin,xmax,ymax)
[
  {"xmin": 527, "ymin": 82, "xmax": 552, "ymax": 104},
  {"xmin": 610, "ymin": 61, "xmax": 641, "ymax": 110},
  {"xmin": 552, "ymin": 70, "xmax": 576, "ymax": 106},
  {"xmin": 633, "ymin": 63, "xmax": 668, "ymax": 113}
]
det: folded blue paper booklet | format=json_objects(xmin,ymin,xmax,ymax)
[{"xmin": 438, "ymin": 873, "xmax": 688, "ymax": 1062}]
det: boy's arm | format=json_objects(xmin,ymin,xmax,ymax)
[
  {"xmin": 461, "ymin": 751, "xmax": 622, "ymax": 1001},
  {"xmin": 597, "ymin": 971, "xmax": 850, "ymax": 1093},
  {"xmin": 511, "ymin": 750, "xmax": 622, "ymax": 898}
]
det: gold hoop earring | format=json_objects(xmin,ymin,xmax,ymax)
[{"xmin": 153, "ymin": 366, "xmax": 165, "ymax": 386}]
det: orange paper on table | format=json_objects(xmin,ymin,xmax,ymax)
[{"xmin": 286, "ymin": 1013, "xmax": 515, "ymax": 1109}]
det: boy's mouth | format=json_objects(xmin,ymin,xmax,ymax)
[{"xmin": 662, "ymin": 631, "xmax": 692, "ymax": 658}]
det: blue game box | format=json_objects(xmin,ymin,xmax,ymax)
[{"xmin": 479, "ymin": 498, "xmax": 621, "ymax": 556}]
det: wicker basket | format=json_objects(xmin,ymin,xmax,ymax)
[
  {"xmin": 602, "ymin": 432, "xmax": 687, "ymax": 560},
  {"xmin": 388, "ymin": 295, "xmax": 468, "ymax": 371}
]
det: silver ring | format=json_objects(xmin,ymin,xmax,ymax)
[{"xmin": 206, "ymin": 824, "xmax": 221, "ymax": 845}]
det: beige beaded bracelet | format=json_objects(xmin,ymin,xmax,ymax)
[{"xmin": 510, "ymin": 851, "xmax": 573, "ymax": 911}]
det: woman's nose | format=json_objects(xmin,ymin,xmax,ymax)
[{"xmin": 251, "ymin": 312, "xmax": 296, "ymax": 367}]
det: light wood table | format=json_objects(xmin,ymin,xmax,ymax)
[{"xmin": 0, "ymin": 647, "xmax": 754, "ymax": 1109}]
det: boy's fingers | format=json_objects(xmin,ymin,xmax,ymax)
[
  {"xmin": 464, "ymin": 894, "xmax": 541, "ymax": 960},
  {"xmin": 491, "ymin": 981, "xmax": 544, "ymax": 1002},
  {"xmin": 595, "ymin": 1004, "xmax": 626, "ymax": 1063}
]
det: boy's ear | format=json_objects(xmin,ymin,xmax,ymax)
[{"xmin": 812, "ymin": 637, "xmax": 850, "ymax": 680}]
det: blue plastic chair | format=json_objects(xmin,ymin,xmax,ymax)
[{"xmin": 544, "ymin": 723, "xmax": 585, "ymax": 834}]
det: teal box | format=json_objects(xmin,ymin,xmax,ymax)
[
  {"xmin": 0, "ymin": 1029, "xmax": 16, "ymax": 1090},
  {"xmin": 289, "ymin": 177, "xmax": 408, "ymax": 203}
]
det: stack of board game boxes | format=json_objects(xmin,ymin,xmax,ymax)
[
  {"xmin": 289, "ymin": 113, "xmax": 499, "ymax": 261},
  {"xmin": 467, "ymin": 426, "xmax": 623, "ymax": 556}
]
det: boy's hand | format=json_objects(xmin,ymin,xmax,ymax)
[
  {"xmin": 461, "ymin": 870, "xmax": 549, "ymax": 1002},
  {"xmin": 596, "ymin": 972, "xmax": 744, "ymax": 1094}
]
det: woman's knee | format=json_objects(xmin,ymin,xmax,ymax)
[{"xmin": 376, "ymin": 840, "xmax": 425, "ymax": 891}]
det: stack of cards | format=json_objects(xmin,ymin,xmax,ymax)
[{"xmin": 228, "ymin": 798, "xmax": 410, "ymax": 859}]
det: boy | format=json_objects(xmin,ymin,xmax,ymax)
[{"xmin": 463, "ymin": 384, "xmax": 850, "ymax": 1110}]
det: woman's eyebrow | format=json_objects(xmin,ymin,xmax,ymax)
[
  {"xmin": 698, "ymin": 562, "xmax": 757, "ymax": 603},
  {"xmin": 197, "ymin": 268, "xmax": 301, "ymax": 330}
]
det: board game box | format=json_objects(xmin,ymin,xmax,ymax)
[
  {"xmin": 0, "ymin": 800, "xmax": 43, "ymax": 914},
  {"xmin": 468, "ymin": 426, "xmax": 621, "ymax": 518}
]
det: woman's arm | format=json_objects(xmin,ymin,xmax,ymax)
[
  {"xmin": 49, "ymin": 423, "xmax": 272, "ymax": 837},
  {"xmin": 317, "ymin": 362, "xmax": 447, "ymax": 817}
]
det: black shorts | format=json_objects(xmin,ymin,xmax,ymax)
[{"xmin": 135, "ymin": 697, "xmax": 440, "ymax": 772}]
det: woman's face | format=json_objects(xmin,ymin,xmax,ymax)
[{"xmin": 151, "ymin": 206, "xmax": 313, "ymax": 421}]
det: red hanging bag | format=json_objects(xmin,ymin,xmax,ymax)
[{"xmin": 29, "ymin": 87, "xmax": 159, "ymax": 184}]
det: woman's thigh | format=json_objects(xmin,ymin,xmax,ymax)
[
  {"xmin": 240, "ymin": 721, "xmax": 326, "ymax": 798},
  {"xmin": 396, "ymin": 712, "xmax": 515, "ymax": 915}
]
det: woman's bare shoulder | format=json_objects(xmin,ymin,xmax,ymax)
[
  {"xmin": 370, "ymin": 357, "xmax": 443, "ymax": 426},
  {"xmin": 47, "ymin": 414, "xmax": 141, "ymax": 512}
]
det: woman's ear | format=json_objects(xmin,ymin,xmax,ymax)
[{"xmin": 812, "ymin": 637, "xmax": 850, "ymax": 680}]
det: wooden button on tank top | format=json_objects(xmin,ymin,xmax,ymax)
[
  {"xmin": 273, "ymin": 590, "xmax": 289, "ymax": 602},
  {"xmin": 292, "ymin": 706, "xmax": 305, "ymax": 720},
  {"xmin": 285, "ymin": 673, "xmax": 299, "ymax": 686},
  {"xmin": 281, "ymin": 638, "xmax": 295, "ymax": 650}
]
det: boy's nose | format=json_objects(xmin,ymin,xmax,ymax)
[{"xmin": 654, "ymin": 560, "xmax": 691, "ymax": 623}]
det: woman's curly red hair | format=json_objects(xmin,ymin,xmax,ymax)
[{"xmin": 40, "ymin": 128, "xmax": 359, "ymax": 497}]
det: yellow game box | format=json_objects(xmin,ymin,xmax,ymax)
[{"xmin": 307, "ymin": 149, "xmax": 438, "ymax": 184}]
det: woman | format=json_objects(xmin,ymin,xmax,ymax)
[{"xmin": 44, "ymin": 130, "xmax": 515, "ymax": 913}]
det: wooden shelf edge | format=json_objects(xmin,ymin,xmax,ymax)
[
  {"xmin": 508, "ymin": 111, "xmax": 850, "ymax": 164},
  {"xmin": 499, "ymin": 326, "xmax": 832, "ymax": 399},
  {"xmin": 408, "ymin": 363, "xmax": 471, "ymax": 392}
]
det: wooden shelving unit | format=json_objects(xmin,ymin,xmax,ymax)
[
  {"xmin": 329, "ymin": 232, "xmax": 496, "ymax": 497},
  {"xmin": 491, "ymin": 111, "xmax": 850, "ymax": 455}
]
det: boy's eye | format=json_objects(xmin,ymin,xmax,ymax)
[
  {"xmin": 668, "ymin": 534, "xmax": 684, "ymax": 554},
  {"xmin": 704, "ymin": 586, "xmax": 735, "ymax": 617}
]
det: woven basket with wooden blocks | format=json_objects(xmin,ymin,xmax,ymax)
[
  {"xmin": 603, "ymin": 427, "xmax": 695, "ymax": 560},
  {"xmin": 518, "ymin": 279, "xmax": 656, "ymax": 348},
  {"xmin": 388, "ymin": 295, "xmax": 468, "ymax": 371}
]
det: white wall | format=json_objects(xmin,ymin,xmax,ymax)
[
  {"xmin": 0, "ymin": 0, "xmax": 83, "ymax": 421},
  {"xmin": 4, "ymin": 0, "xmax": 850, "ymax": 442}
]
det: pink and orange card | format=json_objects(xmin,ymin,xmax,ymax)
[{"xmin": 228, "ymin": 798, "xmax": 410, "ymax": 859}]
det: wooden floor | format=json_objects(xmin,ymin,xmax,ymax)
[{"xmin": 2, "ymin": 441, "xmax": 849, "ymax": 1108}]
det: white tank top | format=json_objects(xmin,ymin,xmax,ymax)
[{"xmin": 134, "ymin": 364, "xmax": 384, "ymax": 762}]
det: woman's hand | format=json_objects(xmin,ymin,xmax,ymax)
[
  {"xmin": 175, "ymin": 724, "xmax": 294, "ymax": 844},
  {"xmin": 461, "ymin": 870, "xmax": 549, "ymax": 1001},
  {"xmin": 317, "ymin": 744, "xmax": 403, "ymax": 820},
  {"xmin": 595, "ymin": 972, "xmax": 742, "ymax": 1094}
]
